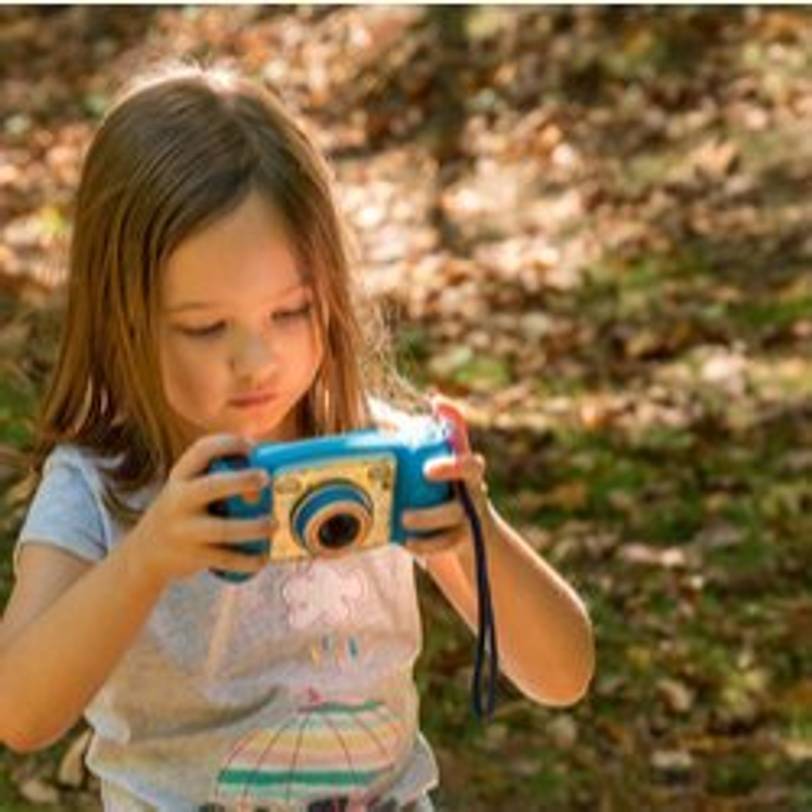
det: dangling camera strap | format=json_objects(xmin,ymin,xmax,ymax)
[
  {"xmin": 455, "ymin": 480, "xmax": 499, "ymax": 719},
  {"xmin": 430, "ymin": 396, "xmax": 499, "ymax": 719}
]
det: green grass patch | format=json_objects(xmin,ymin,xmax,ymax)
[
  {"xmin": 452, "ymin": 353, "xmax": 513, "ymax": 392},
  {"xmin": 729, "ymin": 294, "xmax": 812, "ymax": 334},
  {"xmin": 707, "ymin": 751, "xmax": 763, "ymax": 796},
  {"xmin": 0, "ymin": 375, "xmax": 36, "ymax": 449}
]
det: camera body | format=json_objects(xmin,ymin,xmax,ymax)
[{"xmin": 208, "ymin": 415, "xmax": 456, "ymax": 582}]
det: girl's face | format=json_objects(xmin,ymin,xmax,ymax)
[{"xmin": 158, "ymin": 190, "xmax": 324, "ymax": 445}]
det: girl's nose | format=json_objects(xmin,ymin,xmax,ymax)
[{"xmin": 228, "ymin": 326, "xmax": 278, "ymax": 379}]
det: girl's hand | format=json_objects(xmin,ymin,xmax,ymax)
[
  {"xmin": 122, "ymin": 434, "xmax": 276, "ymax": 589},
  {"xmin": 403, "ymin": 394, "xmax": 490, "ymax": 557}
]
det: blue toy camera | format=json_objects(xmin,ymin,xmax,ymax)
[{"xmin": 207, "ymin": 415, "xmax": 456, "ymax": 582}]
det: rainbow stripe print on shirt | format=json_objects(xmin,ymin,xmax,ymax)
[{"xmin": 210, "ymin": 698, "xmax": 406, "ymax": 810}]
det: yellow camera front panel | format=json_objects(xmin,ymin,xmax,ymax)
[{"xmin": 268, "ymin": 453, "xmax": 396, "ymax": 561}]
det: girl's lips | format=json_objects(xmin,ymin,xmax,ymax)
[{"xmin": 229, "ymin": 388, "xmax": 277, "ymax": 408}]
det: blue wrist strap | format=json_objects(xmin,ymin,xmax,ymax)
[{"xmin": 455, "ymin": 481, "xmax": 498, "ymax": 719}]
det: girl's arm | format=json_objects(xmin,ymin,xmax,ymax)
[
  {"xmin": 408, "ymin": 395, "xmax": 594, "ymax": 706},
  {"xmin": 0, "ymin": 432, "xmax": 272, "ymax": 752},
  {"xmin": 423, "ymin": 500, "xmax": 595, "ymax": 707},
  {"xmin": 0, "ymin": 537, "xmax": 167, "ymax": 752}
]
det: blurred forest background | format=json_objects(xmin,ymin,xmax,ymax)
[{"xmin": 1, "ymin": 5, "xmax": 811, "ymax": 811}]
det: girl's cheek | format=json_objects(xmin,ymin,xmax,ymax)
[{"xmin": 162, "ymin": 340, "xmax": 223, "ymax": 411}]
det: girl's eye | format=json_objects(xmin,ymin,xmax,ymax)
[
  {"xmin": 273, "ymin": 303, "xmax": 312, "ymax": 323},
  {"xmin": 178, "ymin": 321, "xmax": 223, "ymax": 338},
  {"xmin": 179, "ymin": 322, "xmax": 225, "ymax": 338},
  {"xmin": 178, "ymin": 303, "xmax": 311, "ymax": 339}
]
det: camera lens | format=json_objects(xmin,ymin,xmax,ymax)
[
  {"xmin": 318, "ymin": 514, "xmax": 361, "ymax": 549},
  {"xmin": 291, "ymin": 479, "xmax": 373, "ymax": 557}
]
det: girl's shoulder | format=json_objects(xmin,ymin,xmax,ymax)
[
  {"xmin": 42, "ymin": 443, "xmax": 116, "ymax": 504},
  {"xmin": 43, "ymin": 442, "xmax": 107, "ymax": 482},
  {"xmin": 38, "ymin": 442, "xmax": 155, "ymax": 529},
  {"xmin": 41, "ymin": 442, "xmax": 130, "ymax": 506}
]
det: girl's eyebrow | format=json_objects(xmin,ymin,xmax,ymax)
[{"xmin": 167, "ymin": 281, "xmax": 309, "ymax": 314}]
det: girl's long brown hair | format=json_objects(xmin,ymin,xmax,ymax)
[{"xmin": 25, "ymin": 61, "xmax": 424, "ymax": 527}]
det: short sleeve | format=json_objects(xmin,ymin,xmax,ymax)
[{"xmin": 13, "ymin": 447, "xmax": 108, "ymax": 578}]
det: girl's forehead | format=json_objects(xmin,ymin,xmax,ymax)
[{"xmin": 162, "ymin": 193, "xmax": 305, "ymax": 306}]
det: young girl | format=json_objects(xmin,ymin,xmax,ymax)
[{"xmin": 0, "ymin": 63, "xmax": 594, "ymax": 811}]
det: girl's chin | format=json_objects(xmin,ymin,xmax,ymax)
[{"xmin": 232, "ymin": 408, "xmax": 300, "ymax": 444}]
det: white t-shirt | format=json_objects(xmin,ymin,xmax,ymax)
[{"xmin": 13, "ymin": 399, "xmax": 439, "ymax": 811}]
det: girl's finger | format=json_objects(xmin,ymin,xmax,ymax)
[
  {"xmin": 171, "ymin": 433, "xmax": 252, "ymax": 481},
  {"xmin": 425, "ymin": 453, "xmax": 486, "ymax": 484},
  {"xmin": 191, "ymin": 515, "xmax": 276, "ymax": 543},
  {"xmin": 209, "ymin": 547, "xmax": 270, "ymax": 575},
  {"xmin": 405, "ymin": 532, "xmax": 466, "ymax": 557},
  {"xmin": 402, "ymin": 501, "xmax": 466, "ymax": 531},
  {"xmin": 186, "ymin": 468, "xmax": 270, "ymax": 509},
  {"xmin": 430, "ymin": 394, "xmax": 472, "ymax": 455}
]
